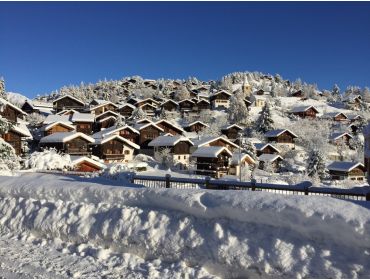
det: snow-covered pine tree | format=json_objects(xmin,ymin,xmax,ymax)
[
  {"xmin": 114, "ymin": 115, "xmax": 125, "ymax": 127},
  {"xmin": 306, "ymin": 149, "xmax": 327, "ymax": 180},
  {"xmin": 362, "ymin": 87, "xmax": 370, "ymax": 103},
  {"xmin": 255, "ymin": 102, "xmax": 274, "ymax": 133},
  {"xmin": 131, "ymin": 107, "xmax": 147, "ymax": 120},
  {"xmin": 0, "ymin": 116, "xmax": 12, "ymax": 134},
  {"xmin": 228, "ymin": 92, "xmax": 250, "ymax": 126},
  {"xmin": 240, "ymin": 139, "xmax": 257, "ymax": 160},
  {"xmin": 174, "ymin": 85, "xmax": 190, "ymax": 101},
  {"xmin": 0, "ymin": 77, "xmax": 6, "ymax": 100},
  {"xmin": 331, "ymin": 84, "xmax": 341, "ymax": 101}
]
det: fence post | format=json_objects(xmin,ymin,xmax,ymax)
[
  {"xmin": 205, "ymin": 176, "xmax": 210, "ymax": 189},
  {"xmin": 366, "ymin": 191, "xmax": 370, "ymax": 201},
  {"xmin": 165, "ymin": 174, "xmax": 171, "ymax": 188},
  {"xmin": 304, "ymin": 186, "xmax": 309, "ymax": 195},
  {"xmin": 251, "ymin": 178, "xmax": 256, "ymax": 191}
]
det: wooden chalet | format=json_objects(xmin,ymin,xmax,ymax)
[
  {"xmin": 41, "ymin": 121, "xmax": 75, "ymax": 137},
  {"xmin": 258, "ymin": 154, "xmax": 283, "ymax": 172},
  {"xmin": 264, "ymin": 129, "xmax": 298, "ymax": 147},
  {"xmin": 183, "ymin": 121, "xmax": 209, "ymax": 133},
  {"xmin": 327, "ymin": 161, "xmax": 366, "ymax": 181},
  {"xmin": 52, "ymin": 95, "xmax": 85, "ymax": 112},
  {"xmin": 192, "ymin": 146, "xmax": 232, "ymax": 178},
  {"xmin": 92, "ymin": 125, "xmax": 140, "ymax": 145},
  {"xmin": 254, "ymin": 143, "xmax": 280, "ymax": 156},
  {"xmin": 95, "ymin": 110, "xmax": 120, "ymax": 122},
  {"xmin": 0, "ymin": 98, "xmax": 27, "ymax": 122},
  {"xmin": 126, "ymin": 97, "xmax": 140, "ymax": 106},
  {"xmin": 291, "ymin": 90, "xmax": 305, "ymax": 98},
  {"xmin": 2, "ymin": 125, "xmax": 31, "ymax": 155},
  {"xmin": 134, "ymin": 122, "xmax": 164, "ymax": 150},
  {"xmin": 221, "ymin": 124, "xmax": 243, "ymax": 140},
  {"xmin": 324, "ymin": 112, "xmax": 349, "ymax": 122},
  {"xmin": 71, "ymin": 113, "xmax": 95, "ymax": 135},
  {"xmin": 343, "ymin": 95, "xmax": 362, "ymax": 110},
  {"xmin": 149, "ymin": 136, "xmax": 194, "ymax": 169},
  {"xmin": 96, "ymin": 116, "xmax": 117, "ymax": 131},
  {"xmin": 39, "ymin": 132, "xmax": 94, "ymax": 156},
  {"xmin": 229, "ymin": 153, "xmax": 256, "ymax": 177},
  {"xmin": 21, "ymin": 100, "xmax": 53, "ymax": 116},
  {"xmin": 70, "ymin": 156, "xmax": 106, "ymax": 173},
  {"xmin": 155, "ymin": 120, "xmax": 185, "ymax": 136},
  {"xmin": 329, "ymin": 132, "xmax": 353, "ymax": 146},
  {"xmin": 135, "ymin": 98, "xmax": 160, "ymax": 108},
  {"xmin": 56, "ymin": 109, "xmax": 79, "ymax": 116},
  {"xmin": 138, "ymin": 103, "xmax": 157, "ymax": 117},
  {"xmin": 88, "ymin": 101, "xmax": 118, "ymax": 115},
  {"xmin": 161, "ymin": 100, "xmax": 179, "ymax": 111},
  {"xmin": 93, "ymin": 134, "xmax": 140, "ymax": 163},
  {"xmin": 291, "ymin": 105, "xmax": 319, "ymax": 119},
  {"xmin": 195, "ymin": 99, "xmax": 211, "ymax": 111},
  {"xmin": 118, "ymin": 103, "xmax": 136, "ymax": 118},
  {"xmin": 192, "ymin": 136, "xmax": 240, "ymax": 153},
  {"xmin": 178, "ymin": 99, "xmax": 195, "ymax": 113},
  {"xmin": 209, "ymin": 90, "xmax": 232, "ymax": 109}
]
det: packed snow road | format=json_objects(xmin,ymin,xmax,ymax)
[{"xmin": 0, "ymin": 173, "xmax": 370, "ymax": 278}]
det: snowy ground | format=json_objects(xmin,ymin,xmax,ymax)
[{"xmin": 0, "ymin": 173, "xmax": 370, "ymax": 278}]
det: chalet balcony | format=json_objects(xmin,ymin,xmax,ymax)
[
  {"xmin": 102, "ymin": 153, "xmax": 125, "ymax": 160},
  {"xmin": 66, "ymin": 148, "xmax": 90, "ymax": 155}
]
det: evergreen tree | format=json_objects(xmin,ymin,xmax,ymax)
[
  {"xmin": 114, "ymin": 115, "xmax": 125, "ymax": 127},
  {"xmin": 255, "ymin": 102, "xmax": 274, "ymax": 133},
  {"xmin": 131, "ymin": 107, "xmax": 147, "ymax": 120},
  {"xmin": 240, "ymin": 139, "xmax": 257, "ymax": 160},
  {"xmin": 362, "ymin": 87, "xmax": 370, "ymax": 103},
  {"xmin": 228, "ymin": 92, "xmax": 250, "ymax": 126},
  {"xmin": 0, "ymin": 78, "xmax": 6, "ymax": 99},
  {"xmin": 331, "ymin": 84, "xmax": 341, "ymax": 101},
  {"xmin": 307, "ymin": 149, "xmax": 327, "ymax": 180},
  {"xmin": 0, "ymin": 138, "xmax": 20, "ymax": 172},
  {"xmin": 0, "ymin": 116, "xmax": 12, "ymax": 134}
]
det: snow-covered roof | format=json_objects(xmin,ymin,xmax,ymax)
[
  {"xmin": 135, "ymin": 98, "xmax": 160, "ymax": 105},
  {"xmin": 53, "ymin": 94, "xmax": 85, "ymax": 105},
  {"xmin": 210, "ymin": 90, "xmax": 232, "ymax": 97},
  {"xmin": 178, "ymin": 99, "xmax": 196, "ymax": 104},
  {"xmin": 197, "ymin": 99, "xmax": 210, "ymax": 104},
  {"xmin": 183, "ymin": 120, "xmax": 209, "ymax": 128},
  {"xmin": 71, "ymin": 113, "xmax": 95, "ymax": 123},
  {"xmin": 134, "ymin": 122, "xmax": 164, "ymax": 132},
  {"xmin": 258, "ymin": 154, "xmax": 283, "ymax": 162},
  {"xmin": 230, "ymin": 153, "xmax": 256, "ymax": 165},
  {"xmin": 70, "ymin": 156, "xmax": 106, "ymax": 170},
  {"xmin": 97, "ymin": 116, "xmax": 117, "ymax": 123},
  {"xmin": 0, "ymin": 97, "xmax": 27, "ymax": 115},
  {"xmin": 264, "ymin": 129, "xmax": 298, "ymax": 138},
  {"xmin": 291, "ymin": 105, "xmax": 319, "ymax": 113},
  {"xmin": 193, "ymin": 136, "xmax": 239, "ymax": 149},
  {"xmin": 327, "ymin": 161, "xmax": 365, "ymax": 172},
  {"xmin": 155, "ymin": 120, "xmax": 185, "ymax": 133},
  {"xmin": 192, "ymin": 146, "xmax": 232, "ymax": 158},
  {"xmin": 43, "ymin": 114, "xmax": 71, "ymax": 125},
  {"xmin": 254, "ymin": 143, "xmax": 280, "ymax": 153},
  {"xmin": 161, "ymin": 99, "xmax": 179, "ymax": 106},
  {"xmin": 42, "ymin": 121, "xmax": 76, "ymax": 132},
  {"xmin": 118, "ymin": 103, "xmax": 136, "ymax": 110},
  {"xmin": 95, "ymin": 134, "xmax": 140, "ymax": 149},
  {"xmin": 136, "ymin": 118, "xmax": 153, "ymax": 124},
  {"xmin": 88, "ymin": 101, "xmax": 118, "ymax": 111},
  {"xmin": 329, "ymin": 132, "xmax": 353, "ymax": 140},
  {"xmin": 11, "ymin": 123, "xmax": 32, "ymax": 138},
  {"xmin": 324, "ymin": 112, "xmax": 348, "ymax": 119},
  {"xmin": 221, "ymin": 124, "xmax": 244, "ymax": 131},
  {"xmin": 96, "ymin": 110, "xmax": 120, "ymax": 119},
  {"xmin": 40, "ymin": 132, "xmax": 95, "ymax": 143},
  {"xmin": 32, "ymin": 100, "xmax": 53, "ymax": 109},
  {"xmin": 148, "ymin": 136, "xmax": 193, "ymax": 147},
  {"xmin": 342, "ymin": 94, "xmax": 362, "ymax": 102},
  {"xmin": 56, "ymin": 109, "xmax": 79, "ymax": 116},
  {"xmin": 138, "ymin": 103, "xmax": 157, "ymax": 109},
  {"xmin": 91, "ymin": 99, "xmax": 108, "ymax": 105}
]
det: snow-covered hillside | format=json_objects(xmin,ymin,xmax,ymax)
[{"xmin": 0, "ymin": 173, "xmax": 369, "ymax": 278}]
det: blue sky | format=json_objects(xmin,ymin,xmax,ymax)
[{"xmin": 0, "ymin": 2, "xmax": 369, "ymax": 98}]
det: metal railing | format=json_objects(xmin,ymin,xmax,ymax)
[{"xmin": 130, "ymin": 174, "xmax": 370, "ymax": 201}]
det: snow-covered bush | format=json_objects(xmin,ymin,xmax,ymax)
[
  {"xmin": 101, "ymin": 163, "xmax": 131, "ymax": 181},
  {"xmin": 255, "ymin": 102, "xmax": 274, "ymax": 133},
  {"xmin": 26, "ymin": 112, "xmax": 46, "ymax": 126},
  {"xmin": 24, "ymin": 148, "xmax": 72, "ymax": 170},
  {"xmin": 0, "ymin": 138, "xmax": 20, "ymax": 175},
  {"xmin": 306, "ymin": 149, "xmax": 327, "ymax": 182}
]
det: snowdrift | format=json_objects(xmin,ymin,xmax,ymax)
[{"xmin": 0, "ymin": 173, "xmax": 370, "ymax": 278}]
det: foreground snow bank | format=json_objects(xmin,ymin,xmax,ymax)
[{"xmin": 0, "ymin": 173, "xmax": 370, "ymax": 278}]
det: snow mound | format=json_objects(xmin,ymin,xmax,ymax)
[
  {"xmin": 24, "ymin": 148, "xmax": 72, "ymax": 171},
  {"xmin": 0, "ymin": 173, "xmax": 370, "ymax": 278}
]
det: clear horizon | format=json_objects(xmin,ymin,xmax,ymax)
[{"xmin": 1, "ymin": 2, "xmax": 369, "ymax": 98}]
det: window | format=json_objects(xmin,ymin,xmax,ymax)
[
  {"xmin": 124, "ymin": 150, "xmax": 130, "ymax": 155},
  {"xmin": 178, "ymin": 156, "xmax": 180, "ymax": 160},
  {"xmin": 184, "ymin": 155, "xmax": 186, "ymax": 159}
]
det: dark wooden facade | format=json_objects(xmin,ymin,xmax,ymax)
[
  {"xmin": 221, "ymin": 126, "xmax": 243, "ymax": 140},
  {"xmin": 266, "ymin": 131, "xmax": 296, "ymax": 144},
  {"xmin": 44, "ymin": 123, "xmax": 74, "ymax": 136},
  {"xmin": 40, "ymin": 137, "xmax": 91, "ymax": 155},
  {"xmin": 195, "ymin": 100, "xmax": 211, "ymax": 111},
  {"xmin": 97, "ymin": 117, "xmax": 116, "ymax": 131},
  {"xmin": 96, "ymin": 111, "xmax": 118, "ymax": 122},
  {"xmin": 75, "ymin": 122, "xmax": 93, "ymax": 135},
  {"xmin": 53, "ymin": 96, "xmax": 85, "ymax": 112},
  {"xmin": 118, "ymin": 127, "xmax": 139, "ymax": 144},
  {"xmin": 178, "ymin": 100, "xmax": 195, "ymax": 112},
  {"xmin": 328, "ymin": 166, "xmax": 365, "ymax": 180},
  {"xmin": 0, "ymin": 105, "xmax": 23, "ymax": 122},
  {"xmin": 184, "ymin": 122, "xmax": 207, "ymax": 133},
  {"xmin": 256, "ymin": 145, "xmax": 279, "ymax": 156},
  {"xmin": 333, "ymin": 113, "xmax": 348, "ymax": 122},
  {"xmin": 195, "ymin": 151, "xmax": 230, "ymax": 178},
  {"xmin": 73, "ymin": 161, "xmax": 103, "ymax": 172},
  {"xmin": 92, "ymin": 138, "xmax": 125, "ymax": 161},
  {"xmin": 292, "ymin": 107, "xmax": 318, "ymax": 119},
  {"xmin": 2, "ymin": 131, "xmax": 22, "ymax": 155},
  {"xmin": 156, "ymin": 121, "xmax": 183, "ymax": 136},
  {"xmin": 139, "ymin": 125, "xmax": 162, "ymax": 149},
  {"xmin": 161, "ymin": 101, "xmax": 178, "ymax": 111},
  {"xmin": 119, "ymin": 105, "xmax": 135, "ymax": 118},
  {"xmin": 91, "ymin": 103, "xmax": 117, "ymax": 115}
]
